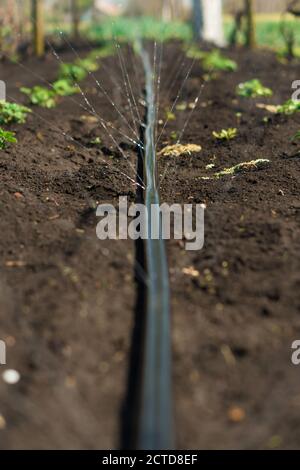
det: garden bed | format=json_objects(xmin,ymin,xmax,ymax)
[{"xmin": 0, "ymin": 41, "xmax": 300, "ymax": 449}]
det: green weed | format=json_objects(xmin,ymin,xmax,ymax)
[
  {"xmin": 21, "ymin": 86, "xmax": 57, "ymax": 108},
  {"xmin": 0, "ymin": 128, "xmax": 17, "ymax": 149},
  {"xmin": 0, "ymin": 100, "xmax": 31, "ymax": 124},
  {"xmin": 213, "ymin": 128, "xmax": 238, "ymax": 141},
  {"xmin": 237, "ymin": 79, "xmax": 273, "ymax": 98}
]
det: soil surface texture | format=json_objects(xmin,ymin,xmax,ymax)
[{"xmin": 0, "ymin": 41, "xmax": 300, "ymax": 450}]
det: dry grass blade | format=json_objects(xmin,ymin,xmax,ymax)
[{"xmin": 159, "ymin": 143, "xmax": 202, "ymax": 157}]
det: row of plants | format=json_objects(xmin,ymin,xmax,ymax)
[
  {"xmin": 0, "ymin": 101, "xmax": 31, "ymax": 149},
  {"xmin": 0, "ymin": 44, "xmax": 113, "ymax": 150},
  {"xmin": 183, "ymin": 44, "xmax": 300, "ymax": 141},
  {"xmin": 21, "ymin": 44, "xmax": 113, "ymax": 109},
  {"xmin": 160, "ymin": 50, "xmax": 300, "ymax": 181},
  {"xmin": 186, "ymin": 46, "xmax": 238, "ymax": 73}
]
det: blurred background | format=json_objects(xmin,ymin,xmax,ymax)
[{"xmin": 0, "ymin": 1, "xmax": 300, "ymax": 58}]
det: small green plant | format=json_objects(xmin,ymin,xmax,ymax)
[
  {"xmin": 186, "ymin": 47, "xmax": 237, "ymax": 72},
  {"xmin": 262, "ymin": 116, "xmax": 271, "ymax": 124},
  {"xmin": 76, "ymin": 57, "xmax": 99, "ymax": 72},
  {"xmin": 186, "ymin": 45, "xmax": 206, "ymax": 60},
  {"xmin": 176, "ymin": 102, "xmax": 187, "ymax": 111},
  {"xmin": 0, "ymin": 128, "xmax": 17, "ymax": 149},
  {"xmin": 237, "ymin": 79, "xmax": 273, "ymax": 98},
  {"xmin": 292, "ymin": 130, "xmax": 300, "ymax": 140},
  {"xmin": 170, "ymin": 131, "xmax": 179, "ymax": 140},
  {"xmin": 0, "ymin": 100, "xmax": 31, "ymax": 125},
  {"xmin": 165, "ymin": 109, "xmax": 176, "ymax": 121},
  {"xmin": 52, "ymin": 79, "xmax": 79, "ymax": 96},
  {"xmin": 89, "ymin": 45, "xmax": 114, "ymax": 60},
  {"xmin": 213, "ymin": 128, "xmax": 238, "ymax": 141},
  {"xmin": 276, "ymin": 99, "xmax": 300, "ymax": 115},
  {"xmin": 202, "ymin": 50, "xmax": 237, "ymax": 72},
  {"xmin": 90, "ymin": 137, "xmax": 101, "ymax": 145},
  {"xmin": 21, "ymin": 86, "xmax": 57, "ymax": 108},
  {"xmin": 59, "ymin": 63, "xmax": 87, "ymax": 82}
]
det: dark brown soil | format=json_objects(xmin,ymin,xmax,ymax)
[
  {"xmin": 0, "ymin": 41, "xmax": 300, "ymax": 450},
  {"xmin": 0, "ymin": 47, "xmax": 139, "ymax": 449},
  {"xmin": 158, "ymin": 44, "xmax": 300, "ymax": 450}
]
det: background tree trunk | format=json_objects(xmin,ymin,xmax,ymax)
[
  {"xmin": 202, "ymin": 0, "xmax": 226, "ymax": 46},
  {"xmin": 71, "ymin": 0, "xmax": 80, "ymax": 40},
  {"xmin": 245, "ymin": 0, "xmax": 256, "ymax": 48},
  {"xmin": 32, "ymin": 0, "xmax": 45, "ymax": 57}
]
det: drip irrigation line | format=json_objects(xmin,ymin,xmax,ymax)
[{"xmin": 135, "ymin": 40, "xmax": 174, "ymax": 450}]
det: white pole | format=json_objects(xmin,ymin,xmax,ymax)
[{"xmin": 202, "ymin": 0, "xmax": 226, "ymax": 46}]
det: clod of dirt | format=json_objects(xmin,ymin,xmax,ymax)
[
  {"xmin": 159, "ymin": 143, "xmax": 202, "ymax": 157},
  {"xmin": 228, "ymin": 406, "xmax": 246, "ymax": 423},
  {"xmin": 214, "ymin": 159, "xmax": 271, "ymax": 178}
]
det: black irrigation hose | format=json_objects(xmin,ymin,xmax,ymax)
[{"xmin": 135, "ymin": 41, "xmax": 174, "ymax": 450}]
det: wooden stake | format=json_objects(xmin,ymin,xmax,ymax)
[
  {"xmin": 245, "ymin": 0, "xmax": 256, "ymax": 48},
  {"xmin": 71, "ymin": 0, "xmax": 80, "ymax": 40},
  {"xmin": 32, "ymin": 0, "xmax": 45, "ymax": 57}
]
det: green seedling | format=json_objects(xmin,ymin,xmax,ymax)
[
  {"xmin": 292, "ymin": 130, "xmax": 300, "ymax": 140},
  {"xmin": 276, "ymin": 99, "xmax": 300, "ymax": 115},
  {"xmin": 90, "ymin": 137, "xmax": 102, "ymax": 145},
  {"xmin": 90, "ymin": 45, "xmax": 114, "ymax": 60},
  {"xmin": 214, "ymin": 159, "xmax": 270, "ymax": 178},
  {"xmin": 0, "ymin": 127, "xmax": 17, "ymax": 149},
  {"xmin": 237, "ymin": 79, "xmax": 273, "ymax": 98},
  {"xmin": 165, "ymin": 109, "xmax": 176, "ymax": 121},
  {"xmin": 176, "ymin": 102, "xmax": 187, "ymax": 111},
  {"xmin": 21, "ymin": 86, "xmax": 57, "ymax": 108},
  {"xmin": 59, "ymin": 63, "xmax": 87, "ymax": 82},
  {"xmin": 76, "ymin": 57, "xmax": 99, "ymax": 73},
  {"xmin": 186, "ymin": 47, "xmax": 237, "ymax": 72},
  {"xmin": 262, "ymin": 116, "xmax": 271, "ymax": 124},
  {"xmin": 170, "ymin": 131, "xmax": 179, "ymax": 141},
  {"xmin": 213, "ymin": 128, "xmax": 238, "ymax": 141},
  {"xmin": 52, "ymin": 79, "xmax": 79, "ymax": 96},
  {"xmin": 0, "ymin": 100, "xmax": 31, "ymax": 124},
  {"xmin": 236, "ymin": 112, "xmax": 242, "ymax": 124},
  {"xmin": 202, "ymin": 50, "xmax": 237, "ymax": 72},
  {"xmin": 186, "ymin": 45, "xmax": 206, "ymax": 60}
]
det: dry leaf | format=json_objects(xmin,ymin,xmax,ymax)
[
  {"xmin": 5, "ymin": 260, "xmax": 26, "ymax": 268},
  {"xmin": 182, "ymin": 266, "xmax": 200, "ymax": 278},
  {"xmin": 159, "ymin": 144, "xmax": 202, "ymax": 157},
  {"xmin": 256, "ymin": 103, "xmax": 278, "ymax": 113}
]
